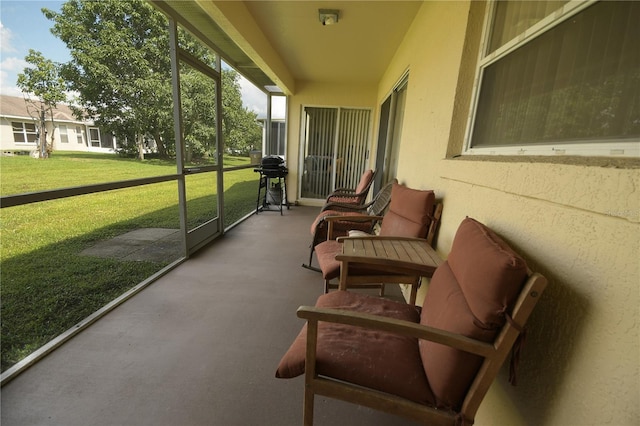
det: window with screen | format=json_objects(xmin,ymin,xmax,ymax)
[
  {"xmin": 89, "ymin": 128, "xmax": 100, "ymax": 147},
  {"xmin": 466, "ymin": 1, "xmax": 639, "ymax": 157}
]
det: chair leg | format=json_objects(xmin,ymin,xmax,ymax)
[
  {"xmin": 308, "ymin": 244, "xmax": 314, "ymax": 266},
  {"xmin": 303, "ymin": 385, "xmax": 315, "ymax": 426},
  {"xmin": 323, "ymin": 279, "xmax": 329, "ymax": 294},
  {"xmin": 301, "ymin": 245, "xmax": 321, "ymax": 272},
  {"xmin": 406, "ymin": 277, "xmax": 422, "ymax": 305},
  {"xmin": 409, "ymin": 283, "xmax": 418, "ymax": 305}
]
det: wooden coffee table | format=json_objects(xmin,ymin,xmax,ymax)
[{"xmin": 335, "ymin": 236, "xmax": 443, "ymax": 304}]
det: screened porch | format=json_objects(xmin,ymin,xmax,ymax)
[{"xmin": 0, "ymin": 205, "xmax": 415, "ymax": 426}]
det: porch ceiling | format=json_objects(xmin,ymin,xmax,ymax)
[
  {"xmin": 152, "ymin": 0, "xmax": 279, "ymax": 90},
  {"xmin": 242, "ymin": 1, "xmax": 421, "ymax": 85},
  {"xmin": 154, "ymin": 1, "xmax": 421, "ymax": 94}
]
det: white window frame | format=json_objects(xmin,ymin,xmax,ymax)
[
  {"xmin": 76, "ymin": 126, "xmax": 84, "ymax": 145},
  {"xmin": 59, "ymin": 125, "xmax": 69, "ymax": 144},
  {"xmin": 463, "ymin": 0, "xmax": 640, "ymax": 158},
  {"xmin": 11, "ymin": 121, "xmax": 38, "ymax": 144},
  {"xmin": 89, "ymin": 127, "xmax": 101, "ymax": 147}
]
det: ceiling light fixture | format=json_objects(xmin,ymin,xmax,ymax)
[{"xmin": 319, "ymin": 9, "xmax": 339, "ymax": 26}]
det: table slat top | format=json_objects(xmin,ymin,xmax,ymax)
[{"xmin": 337, "ymin": 237, "xmax": 442, "ymax": 273}]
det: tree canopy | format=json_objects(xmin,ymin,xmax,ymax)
[
  {"xmin": 30, "ymin": 0, "xmax": 262, "ymax": 160},
  {"xmin": 17, "ymin": 50, "xmax": 68, "ymax": 158}
]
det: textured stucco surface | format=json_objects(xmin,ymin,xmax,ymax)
[
  {"xmin": 378, "ymin": 1, "xmax": 640, "ymax": 425},
  {"xmin": 265, "ymin": 0, "xmax": 639, "ymax": 422}
]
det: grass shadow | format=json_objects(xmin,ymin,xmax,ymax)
[
  {"xmin": 1, "ymin": 176, "xmax": 260, "ymax": 372},
  {"xmin": 224, "ymin": 176, "xmax": 261, "ymax": 228}
]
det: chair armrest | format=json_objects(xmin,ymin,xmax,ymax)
[
  {"xmin": 297, "ymin": 306, "xmax": 495, "ymax": 358},
  {"xmin": 322, "ymin": 215, "xmax": 384, "ymax": 223},
  {"xmin": 321, "ymin": 200, "xmax": 368, "ymax": 212},
  {"xmin": 322, "ymin": 215, "xmax": 383, "ymax": 241},
  {"xmin": 342, "ymin": 236, "xmax": 431, "ymax": 243},
  {"xmin": 322, "ymin": 194, "xmax": 377, "ymax": 212},
  {"xmin": 325, "ymin": 193, "xmax": 362, "ymax": 205},
  {"xmin": 329, "ymin": 187, "xmax": 356, "ymax": 195},
  {"xmin": 325, "ymin": 189, "xmax": 359, "ymax": 203}
]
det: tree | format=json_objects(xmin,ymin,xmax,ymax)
[
  {"xmin": 40, "ymin": 0, "xmax": 263, "ymax": 162},
  {"xmin": 179, "ymin": 64, "xmax": 218, "ymax": 163},
  {"xmin": 44, "ymin": 0, "xmax": 172, "ymax": 160},
  {"xmin": 16, "ymin": 50, "xmax": 67, "ymax": 158},
  {"xmin": 222, "ymin": 70, "xmax": 262, "ymax": 156}
]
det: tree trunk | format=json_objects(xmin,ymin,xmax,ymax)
[
  {"xmin": 154, "ymin": 131, "xmax": 167, "ymax": 158},
  {"xmin": 137, "ymin": 133, "xmax": 145, "ymax": 160},
  {"xmin": 47, "ymin": 110, "xmax": 56, "ymax": 157},
  {"xmin": 186, "ymin": 142, "xmax": 193, "ymax": 164},
  {"xmin": 39, "ymin": 107, "xmax": 48, "ymax": 159}
]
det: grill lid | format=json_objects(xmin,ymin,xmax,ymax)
[{"xmin": 261, "ymin": 155, "xmax": 284, "ymax": 168}]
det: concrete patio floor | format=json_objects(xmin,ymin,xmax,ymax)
[
  {"xmin": 80, "ymin": 228, "xmax": 182, "ymax": 262},
  {"xmin": 1, "ymin": 205, "xmax": 416, "ymax": 426}
]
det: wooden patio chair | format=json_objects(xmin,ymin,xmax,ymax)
[
  {"xmin": 315, "ymin": 181, "xmax": 441, "ymax": 300},
  {"xmin": 302, "ymin": 179, "xmax": 395, "ymax": 271},
  {"xmin": 322, "ymin": 169, "xmax": 375, "ymax": 207},
  {"xmin": 276, "ymin": 217, "xmax": 548, "ymax": 426}
]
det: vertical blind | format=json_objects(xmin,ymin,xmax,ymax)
[
  {"xmin": 302, "ymin": 107, "xmax": 370, "ymax": 199},
  {"xmin": 488, "ymin": 1, "xmax": 569, "ymax": 54},
  {"xmin": 472, "ymin": 1, "xmax": 640, "ymax": 148},
  {"xmin": 266, "ymin": 121, "xmax": 286, "ymax": 156}
]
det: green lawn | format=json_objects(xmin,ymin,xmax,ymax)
[
  {"xmin": 0, "ymin": 152, "xmax": 259, "ymax": 371},
  {"xmin": 1, "ymin": 152, "xmax": 175, "ymax": 195}
]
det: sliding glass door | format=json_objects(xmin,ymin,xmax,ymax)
[
  {"xmin": 374, "ymin": 74, "xmax": 408, "ymax": 194},
  {"xmin": 300, "ymin": 106, "xmax": 371, "ymax": 200}
]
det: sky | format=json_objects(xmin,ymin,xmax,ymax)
[{"xmin": 0, "ymin": 0, "xmax": 284, "ymax": 118}]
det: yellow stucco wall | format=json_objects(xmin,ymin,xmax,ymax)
[
  {"xmin": 377, "ymin": 1, "xmax": 640, "ymax": 425},
  {"xmin": 284, "ymin": 81, "xmax": 378, "ymax": 205},
  {"xmin": 205, "ymin": 1, "xmax": 379, "ymax": 204},
  {"xmin": 215, "ymin": 0, "xmax": 639, "ymax": 422}
]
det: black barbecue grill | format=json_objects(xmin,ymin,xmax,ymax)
[{"xmin": 254, "ymin": 156, "xmax": 289, "ymax": 215}]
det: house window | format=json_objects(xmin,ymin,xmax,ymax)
[
  {"xmin": 11, "ymin": 122, "xmax": 37, "ymax": 144},
  {"xmin": 100, "ymin": 132, "xmax": 114, "ymax": 149},
  {"xmin": 88, "ymin": 127, "xmax": 115, "ymax": 149},
  {"xmin": 267, "ymin": 121, "xmax": 286, "ymax": 157},
  {"xmin": 76, "ymin": 126, "xmax": 84, "ymax": 144},
  {"xmin": 59, "ymin": 125, "xmax": 69, "ymax": 143},
  {"xmin": 89, "ymin": 128, "xmax": 101, "ymax": 147},
  {"xmin": 466, "ymin": 1, "xmax": 640, "ymax": 157}
]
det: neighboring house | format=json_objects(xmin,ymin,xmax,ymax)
[
  {"xmin": 258, "ymin": 117, "xmax": 286, "ymax": 158},
  {"xmin": 0, "ymin": 94, "xmax": 117, "ymax": 154}
]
